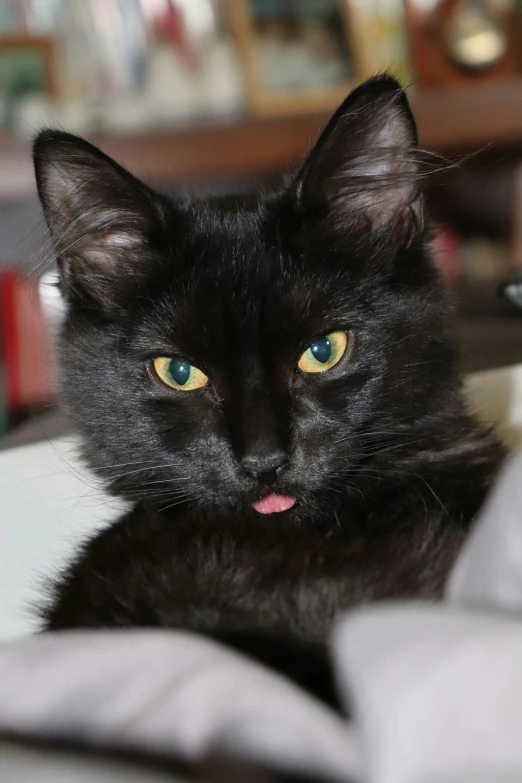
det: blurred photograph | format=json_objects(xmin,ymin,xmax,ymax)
[
  {"xmin": 229, "ymin": 0, "xmax": 364, "ymax": 112},
  {"xmin": 0, "ymin": 35, "xmax": 56, "ymax": 128},
  {"xmin": 251, "ymin": 0, "xmax": 353, "ymax": 93}
]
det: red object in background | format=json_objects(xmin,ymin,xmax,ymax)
[
  {"xmin": 152, "ymin": 0, "xmax": 199, "ymax": 69},
  {"xmin": 0, "ymin": 270, "xmax": 55, "ymax": 412},
  {"xmin": 432, "ymin": 226, "xmax": 461, "ymax": 295},
  {"xmin": 0, "ymin": 271, "xmax": 21, "ymax": 409}
]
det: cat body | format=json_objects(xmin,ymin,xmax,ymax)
[{"xmin": 34, "ymin": 77, "xmax": 503, "ymax": 703}]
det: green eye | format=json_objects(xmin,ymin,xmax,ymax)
[
  {"xmin": 298, "ymin": 331, "xmax": 348, "ymax": 373},
  {"xmin": 153, "ymin": 357, "xmax": 208, "ymax": 391}
]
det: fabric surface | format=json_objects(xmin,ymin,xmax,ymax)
[
  {"xmin": 448, "ymin": 449, "xmax": 522, "ymax": 611},
  {"xmin": 0, "ymin": 630, "xmax": 360, "ymax": 783},
  {"xmin": 0, "ymin": 741, "xmax": 185, "ymax": 783},
  {"xmin": 1, "ymin": 449, "xmax": 522, "ymax": 781},
  {"xmin": 335, "ymin": 606, "xmax": 522, "ymax": 783}
]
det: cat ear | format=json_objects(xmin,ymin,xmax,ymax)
[
  {"xmin": 33, "ymin": 131, "xmax": 166, "ymax": 310},
  {"xmin": 293, "ymin": 75, "xmax": 423, "ymax": 243}
]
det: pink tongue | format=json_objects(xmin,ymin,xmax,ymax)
[{"xmin": 252, "ymin": 493, "xmax": 296, "ymax": 514}]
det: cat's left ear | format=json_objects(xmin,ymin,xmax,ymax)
[
  {"xmin": 292, "ymin": 75, "xmax": 423, "ymax": 243},
  {"xmin": 33, "ymin": 131, "xmax": 166, "ymax": 310}
]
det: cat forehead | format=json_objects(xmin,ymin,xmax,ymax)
[
  {"xmin": 170, "ymin": 201, "xmax": 350, "ymax": 277},
  {"xmin": 175, "ymin": 204, "xmax": 270, "ymax": 260},
  {"xmin": 140, "ymin": 258, "xmax": 362, "ymax": 350},
  {"xmin": 161, "ymin": 216, "xmax": 351, "ymax": 285},
  {"xmin": 137, "ymin": 200, "xmax": 374, "ymax": 334}
]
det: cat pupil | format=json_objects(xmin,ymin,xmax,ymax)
[
  {"xmin": 170, "ymin": 360, "xmax": 190, "ymax": 386},
  {"xmin": 311, "ymin": 337, "xmax": 331, "ymax": 364}
]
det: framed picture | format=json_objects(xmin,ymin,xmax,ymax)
[
  {"xmin": 0, "ymin": 35, "xmax": 59, "ymax": 128},
  {"xmin": 228, "ymin": 0, "xmax": 369, "ymax": 115},
  {"xmin": 404, "ymin": 0, "xmax": 520, "ymax": 90}
]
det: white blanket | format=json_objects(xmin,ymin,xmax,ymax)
[{"xmin": 1, "ymin": 448, "xmax": 522, "ymax": 782}]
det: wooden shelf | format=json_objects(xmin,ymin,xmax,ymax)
[
  {"xmin": 2, "ymin": 79, "xmax": 522, "ymax": 201},
  {"xmin": 414, "ymin": 78, "xmax": 522, "ymax": 151}
]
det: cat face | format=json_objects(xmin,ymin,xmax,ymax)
[{"xmin": 34, "ymin": 76, "xmax": 456, "ymax": 521}]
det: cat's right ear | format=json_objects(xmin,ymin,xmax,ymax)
[
  {"xmin": 33, "ymin": 131, "xmax": 166, "ymax": 311},
  {"xmin": 291, "ymin": 75, "xmax": 424, "ymax": 246}
]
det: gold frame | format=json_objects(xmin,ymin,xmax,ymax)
[{"xmin": 228, "ymin": 0, "xmax": 370, "ymax": 116}]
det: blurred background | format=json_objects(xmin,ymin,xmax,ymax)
[{"xmin": 1, "ymin": 0, "xmax": 522, "ymax": 446}]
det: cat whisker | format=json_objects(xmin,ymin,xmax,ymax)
[
  {"xmin": 107, "ymin": 472, "xmax": 189, "ymax": 485},
  {"xmin": 99, "ymin": 465, "xmax": 188, "ymax": 481},
  {"xmin": 121, "ymin": 486, "xmax": 192, "ymax": 499},
  {"xmin": 361, "ymin": 437, "xmax": 427, "ymax": 458},
  {"xmin": 91, "ymin": 457, "xmax": 180, "ymax": 470},
  {"xmin": 331, "ymin": 430, "xmax": 416, "ymax": 447},
  {"xmin": 413, "ymin": 474, "xmax": 449, "ymax": 514},
  {"xmin": 157, "ymin": 497, "xmax": 193, "ymax": 513}
]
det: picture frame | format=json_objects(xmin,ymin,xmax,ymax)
[
  {"xmin": 0, "ymin": 35, "xmax": 59, "ymax": 128},
  {"xmin": 228, "ymin": 0, "xmax": 370, "ymax": 116},
  {"xmin": 403, "ymin": 0, "xmax": 520, "ymax": 90}
]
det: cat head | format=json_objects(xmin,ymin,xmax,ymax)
[{"xmin": 34, "ymin": 76, "xmax": 457, "ymax": 522}]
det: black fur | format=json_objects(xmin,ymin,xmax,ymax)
[{"xmin": 34, "ymin": 76, "xmax": 504, "ymax": 706}]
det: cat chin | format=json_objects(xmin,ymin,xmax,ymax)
[
  {"xmin": 236, "ymin": 491, "xmax": 340, "ymax": 525},
  {"xmin": 134, "ymin": 491, "xmax": 333, "ymax": 524}
]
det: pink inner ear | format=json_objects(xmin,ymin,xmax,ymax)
[
  {"xmin": 67, "ymin": 225, "xmax": 145, "ymax": 271},
  {"xmin": 335, "ymin": 103, "xmax": 419, "ymax": 230},
  {"xmin": 104, "ymin": 232, "xmax": 140, "ymax": 248}
]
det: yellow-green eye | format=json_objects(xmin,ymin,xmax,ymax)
[
  {"xmin": 297, "ymin": 331, "xmax": 348, "ymax": 373},
  {"xmin": 153, "ymin": 357, "xmax": 208, "ymax": 391}
]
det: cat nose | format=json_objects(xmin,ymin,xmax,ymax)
[{"xmin": 241, "ymin": 451, "xmax": 288, "ymax": 482}]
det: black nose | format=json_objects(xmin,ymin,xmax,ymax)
[{"xmin": 241, "ymin": 452, "xmax": 288, "ymax": 482}]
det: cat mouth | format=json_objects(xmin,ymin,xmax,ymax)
[{"xmin": 252, "ymin": 493, "xmax": 297, "ymax": 514}]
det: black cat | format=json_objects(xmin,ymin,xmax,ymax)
[{"xmin": 34, "ymin": 76, "xmax": 503, "ymax": 706}]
